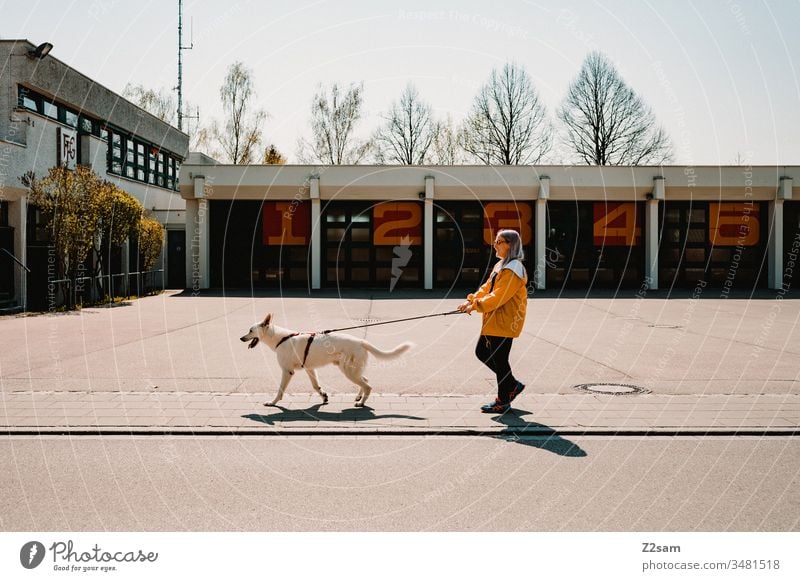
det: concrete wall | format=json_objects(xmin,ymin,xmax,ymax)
[{"xmin": 178, "ymin": 163, "xmax": 800, "ymax": 202}]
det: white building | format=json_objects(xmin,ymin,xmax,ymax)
[
  {"xmin": 0, "ymin": 39, "xmax": 188, "ymax": 310},
  {"xmin": 178, "ymin": 163, "xmax": 798, "ymax": 294}
]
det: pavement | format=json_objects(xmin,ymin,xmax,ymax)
[{"xmin": 1, "ymin": 289, "xmax": 799, "ymax": 435}]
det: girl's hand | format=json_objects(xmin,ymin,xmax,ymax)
[{"xmin": 457, "ymin": 300, "xmax": 475, "ymax": 314}]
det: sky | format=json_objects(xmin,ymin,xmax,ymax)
[{"xmin": 2, "ymin": 0, "xmax": 798, "ymax": 165}]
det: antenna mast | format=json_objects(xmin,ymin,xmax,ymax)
[{"xmin": 177, "ymin": 0, "xmax": 193, "ymax": 131}]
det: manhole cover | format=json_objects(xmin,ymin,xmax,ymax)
[
  {"xmin": 574, "ymin": 383, "xmax": 650, "ymax": 395},
  {"xmin": 648, "ymin": 324, "xmax": 682, "ymax": 329},
  {"xmin": 354, "ymin": 318, "xmax": 380, "ymax": 323}
]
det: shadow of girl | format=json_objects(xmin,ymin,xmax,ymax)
[{"xmin": 490, "ymin": 408, "xmax": 588, "ymax": 457}]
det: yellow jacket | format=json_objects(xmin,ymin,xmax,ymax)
[{"xmin": 468, "ymin": 259, "xmax": 528, "ymax": 338}]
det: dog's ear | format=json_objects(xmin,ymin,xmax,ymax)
[{"xmin": 261, "ymin": 313, "xmax": 272, "ymax": 327}]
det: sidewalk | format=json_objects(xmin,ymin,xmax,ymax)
[
  {"xmin": 2, "ymin": 291, "xmax": 799, "ymax": 435},
  {"xmin": 2, "ymin": 391, "xmax": 799, "ymax": 434}
]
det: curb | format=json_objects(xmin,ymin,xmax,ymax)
[{"xmin": 3, "ymin": 427, "xmax": 799, "ymax": 437}]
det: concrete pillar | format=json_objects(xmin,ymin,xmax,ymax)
[
  {"xmin": 534, "ymin": 176, "xmax": 549, "ymax": 290},
  {"xmin": 310, "ymin": 176, "xmax": 321, "ymax": 290},
  {"xmin": 645, "ymin": 176, "xmax": 666, "ymax": 291},
  {"xmin": 185, "ymin": 198, "xmax": 199, "ymax": 290},
  {"xmin": 424, "ymin": 176, "xmax": 434, "ymax": 290},
  {"xmin": 768, "ymin": 199, "xmax": 784, "ymax": 290},
  {"xmin": 645, "ymin": 199, "xmax": 659, "ymax": 290},
  {"xmin": 9, "ymin": 196, "xmax": 27, "ymax": 309},
  {"xmin": 185, "ymin": 175, "xmax": 210, "ymax": 290}
]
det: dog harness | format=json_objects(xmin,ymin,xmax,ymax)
[{"xmin": 275, "ymin": 332, "xmax": 316, "ymax": 367}]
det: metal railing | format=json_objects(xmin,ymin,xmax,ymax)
[
  {"xmin": 49, "ymin": 269, "xmax": 164, "ymax": 304},
  {"xmin": 1, "ymin": 248, "xmax": 31, "ymax": 273}
]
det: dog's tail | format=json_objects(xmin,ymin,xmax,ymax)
[{"xmin": 361, "ymin": 340, "xmax": 414, "ymax": 359}]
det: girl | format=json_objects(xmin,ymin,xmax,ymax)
[{"xmin": 457, "ymin": 229, "xmax": 528, "ymax": 413}]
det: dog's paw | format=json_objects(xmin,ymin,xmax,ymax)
[
  {"xmin": 354, "ymin": 394, "xmax": 362, "ymax": 402},
  {"xmin": 321, "ymin": 392, "xmax": 329, "ymax": 404},
  {"xmin": 263, "ymin": 401, "xmax": 278, "ymax": 407},
  {"xmin": 354, "ymin": 401, "xmax": 364, "ymax": 408}
]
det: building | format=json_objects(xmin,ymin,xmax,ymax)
[
  {"xmin": 0, "ymin": 40, "xmax": 189, "ymax": 310},
  {"xmin": 178, "ymin": 163, "xmax": 799, "ymax": 294}
]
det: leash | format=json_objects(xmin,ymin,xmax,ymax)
[{"xmin": 320, "ymin": 310, "xmax": 463, "ymax": 335}]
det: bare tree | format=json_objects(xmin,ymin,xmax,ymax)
[
  {"xmin": 373, "ymin": 84, "xmax": 435, "ymax": 165},
  {"xmin": 213, "ymin": 62, "xmax": 267, "ymax": 164},
  {"xmin": 461, "ymin": 63, "xmax": 552, "ymax": 165},
  {"xmin": 123, "ymin": 84, "xmax": 176, "ymax": 123},
  {"xmin": 124, "ymin": 83, "xmax": 206, "ymax": 153},
  {"xmin": 558, "ymin": 51, "xmax": 673, "ymax": 165},
  {"xmin": 297, "ymin": 82, "xmax": 370, "ymax": 165},
  {"xmin": 429, "ymin": 116, "xmax": 468, "ymax": 165}
]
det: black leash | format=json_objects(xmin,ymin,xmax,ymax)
[{"xmin": 320, "ymin": 310, "xmax": 462, "ymax": 335}]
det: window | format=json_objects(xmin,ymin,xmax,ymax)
[
  {"xmin": 101, "ymin": 128, "xmax": 183, "ymax": 190},
  {"xmin": 18, "ymin": 87, "xmax": 100, "ymax": 138},
  {"xmin": 147, "ymin": 149, "xmax": 157, "ymax": 184},
  {"xmin": 157, "ymin": 153, "xmax": 165, "ymax": 187},
  {"xmin": 18, "ymin": 87, "xmax": 38, "ymax": 112},
  {"xmin": 108, "ymin": 139, "xmax": 181, "ymax": 190},
  {"xmin": 15, "ymin": 87, "xmax": 182, "ymax": 188},
  {"xmin": 136, "ymin": 143, "xmax": 146, "ymax": 181},
  {"xmin": 109, "ymin": 130, "xmax": 124, "ymax": 176},
  {"xmin": 64, "ymin": 110, "xmax": 78, "ymax": 128},
  {"xmin": 42, "ymin": 101, "xmax": 57, "ymax": 119}
]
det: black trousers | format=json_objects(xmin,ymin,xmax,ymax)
[{"xmin": 475, "ymin": 335, "xmax": 517, "ymax": 403}]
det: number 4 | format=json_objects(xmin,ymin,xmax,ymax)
[{"xmin": 593, "ymin": 203, "xmax": 641, "ymax": 246}]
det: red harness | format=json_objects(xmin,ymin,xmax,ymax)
[{"xmin": 275, "ymin": 332, "xmax": 316, "ymax": 367}]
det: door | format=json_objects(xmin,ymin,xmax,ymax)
[{"xmin": 167, "ymin": 230, "xmax": 186, "ymax": 289}]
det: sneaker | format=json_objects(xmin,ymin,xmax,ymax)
[
  {"xmin": 508, "ymin": 381, "xmax": 526, "ymax": 403},
  {"xmin": 481, "ymin": 399, "xmax": 510, "ymax": 414}
]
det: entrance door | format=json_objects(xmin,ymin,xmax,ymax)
[
  {"xmin": 434, "ymin": 202, "xmax": 492, "ymax": 288},
  {"xmin": 167, "ymin": 230, "xmax": 186, "ymax": 289},
  {"xmin": 659, "ymin": 202, "xmax": 767, "ymax": 290},
  {"xmin": 322, "ymin": 201, "xmax": 424, "ymax": 289},
  {"xmin": 547, "ymin": 201, "xmax": 645, "ymax": 289}
]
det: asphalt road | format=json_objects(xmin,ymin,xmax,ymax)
[{"xmin": 2, "ymin": 435, "xmax": 798, "ymax": 531}]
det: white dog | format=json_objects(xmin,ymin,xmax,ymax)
[{"xmin": 240, "ymin": 313, "xmax": 413, "ymax": 407}]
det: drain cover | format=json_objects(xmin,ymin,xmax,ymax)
[
  {"xmin": 355, "ymin": 318, "xmax": 379, "ymax": 323},
  {"xmin": 648, "ymin": 324, "xmax": 682, "ymax": 329},
  {"xmin": 574, "ymin": 382, "xmax": 650, "ymax": 395}
]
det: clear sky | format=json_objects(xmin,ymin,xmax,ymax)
[{"xmin": 2, "ymin": 0, "xmax": 798, "ymax": 165}]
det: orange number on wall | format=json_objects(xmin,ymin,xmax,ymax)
[
  {"xmin": 483, "ymin": 203, "xmax": 533, "ymax": 245},
  {"xmin": 262, "ymin": 202, "xmax": 310, "ymax": 245},
  {"xmin": 373, "ymin": 203, "xmax": 422, "ymax": 246},
  {"xmin": 593, "ymin": 202, "xmax": 642, "ymax": 246},
  {"xmin": 709, "ymin": 203, "xmax": 760, "ymax": 246}
]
